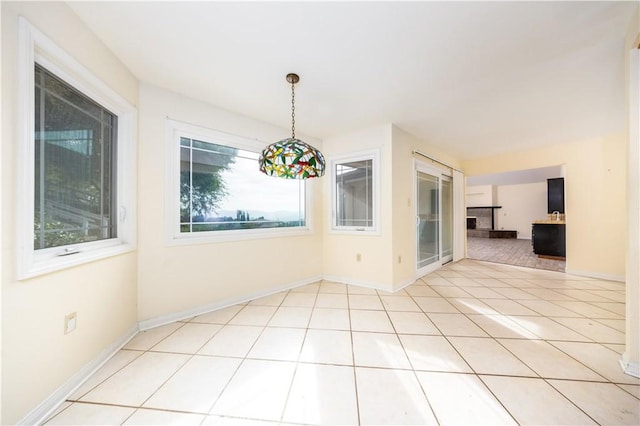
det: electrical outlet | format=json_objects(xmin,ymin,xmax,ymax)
[
  {"xmin": 64, "ymin": 312, "xmax": 77, "ymax": 334},
  {"xmin": 356, "ymin": 253, "xmax": 362, "ymax": 262}
]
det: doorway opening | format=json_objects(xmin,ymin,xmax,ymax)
[{"xmin": 465, "ymin": 166, "xmax": 566, "ymax": 272}]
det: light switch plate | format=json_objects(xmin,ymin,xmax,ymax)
[{"xmin": 64, "ymin": 312, "xmax": 77, "ymax": 334}]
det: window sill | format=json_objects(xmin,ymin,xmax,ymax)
[
  {"xmin": 328, "ymin": 228, "xmax": 380, "ymax": 236},
  {"xmin": 166, "ymin": 226, "xmax": 314, "ymax": 246},
  {"xmin": 19, "ymin": 241, "xmax": 135, "ymax": 280}
]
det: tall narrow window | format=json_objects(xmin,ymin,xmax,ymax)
[
  {"xmin": 18, "ymin": 17, "xmax": 136, "ymax": 279},
  {"xmin": 331, "ymin": 150, "xmax": 379, "ymax": 233},
  {"xmin": 33, "ymin": 64, "xmax": 117, "ymax": 250},
  {"xmin": 336, "ymin": 159, "xmax": 373, "ymax": 227}
]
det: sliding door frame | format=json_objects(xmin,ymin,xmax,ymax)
[{"xmin": 414, "ymin": 160, "xmax": 456, "ymax": 277}]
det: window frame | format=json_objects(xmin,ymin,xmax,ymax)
[
  {"xmin": 165, "ymin": 119, "xmax": 313, "ymax": 245},
  {"xmin": 329, "ymin": 149, "xmax": 381, "ymax": 235},
  {"xmin": 17, "ymin": 18, "xmax": 137, "ymax": 280}
]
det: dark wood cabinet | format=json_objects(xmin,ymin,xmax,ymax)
[{"xmin": 532, "ymin": 224, "xmax": 566, "ymax": 257}]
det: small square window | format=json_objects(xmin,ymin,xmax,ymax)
[{"xmin": 331, "ymin": 150, "xmax": 380, "ymax": 233}]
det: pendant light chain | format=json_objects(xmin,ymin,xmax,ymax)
[
  {"xmin": 291, "ymin": 80, "xmax": 296, "ymax": 139},
  {"xmin": 258, "ymin": 72, "xmax": 325, "ymax": 179}
]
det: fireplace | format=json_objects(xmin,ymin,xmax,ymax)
[
  {"xmin": 466, "ymin": 206, "xmax": 501, "ymax": 230},
  {"xmin": 467, "ymin": 217, "xmax": 477, "ymax": 229}
]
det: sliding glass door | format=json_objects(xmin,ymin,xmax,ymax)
[
  {"xmin": 441, "ymin": 176, "xmax": 453, "ymax": 263},
  {"xmin": 416, "ymin": 171, "xmax": 439, "ymax": 270},
  {"xmin": 416, "ymin": 163, "xmax": 453, "ymax": 275}
]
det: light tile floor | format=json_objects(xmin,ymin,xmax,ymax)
[{"xmin": 45, "ymin": 259, "xmax": 639, "ymax": 425}]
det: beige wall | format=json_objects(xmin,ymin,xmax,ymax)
[
  {"xmin": 623, "ymin": 4, "xmax": 640, "ymax": 377},
  {"xmin": 390, "ymin": 126, "xmax": 463, "ymax": 288},
  {"xmin": 463, "ymin": 135, "xmax": 627, "ymax": 280},
  {"xmin": 495, "ymin": 182, "xmax": 548, "ymax": 239},
  {"xmin": 321, "ymin": 125, "xmax": 394, "ymax": 289},
  {"xmin": 321, "ymin": 124, "xmax": 465, "ymax": 290},
  {"xmin": 390, "ymin": 126, "xmax": 416, "ymax": 288},
  {"xmin": 466, "ymin": 184, "xmax": 497, "ymax": 207},
  {"xmin": 136, "ymin": 84, "xmax": 324, "ymax": 322},
  {"xmin": 1, "ymin": 2, "xmax": 139, "ymax": 424}
]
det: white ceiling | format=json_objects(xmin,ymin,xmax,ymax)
[
  {"xmin": 68, "ymin": 1, "xmax": 636, "ymax": 160},
  {"xmin": 466, "ymin": 165, "xmax": 564, "ymax": 186}
]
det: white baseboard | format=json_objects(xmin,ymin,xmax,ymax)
[
  {"xmin": 18, "ymin": 271, "xmax": 425, "ymax": 424},
  {"xmin": 21, "ymin": 276, "xmax": 325, "ymax": 424},
  {"xmin": 138, "ymin": 275, "xmax": 323, "ymax": 331},
  {"xmin": 564, "ymin": 269, "xmax": 625, "ymax": 282},
  {"xmin": 20, "ymin": 325, "xmax": 139, "ymax": 426},
  {"xmin": 323, "ymin": 276, "xmax": 420, "ymax": 294},
  {"xmin": 393, "ymin": 277, "xmax": 417, "ymax": 292},
  {"xmin": 322, "ymin": 275, "xmax": 391, "ymax": 292},
  {"xmin": 620, "ymin": 354, "xmax": 640, "ymax": 378}
]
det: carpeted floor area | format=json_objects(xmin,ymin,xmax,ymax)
[{"xmin": 467, "ymin": 237, "xmax": 566, "ymax": 272}]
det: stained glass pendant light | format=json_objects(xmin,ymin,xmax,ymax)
[{"xmin": 259, "ymin": 73, "xmax": 325, "ymax": 179}]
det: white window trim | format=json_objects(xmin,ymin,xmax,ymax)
[
  {"xmin": 17, "ymin": 17, "xmax": 137, "ymax": 280},
  {"xmin": 165, "ymin": 119, "xmax": 314, "ymax": 245},
  {"xmin": 329, "ymin": 149, "xmax": 381, "ymax": 235}
]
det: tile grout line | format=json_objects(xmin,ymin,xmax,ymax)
[
  {"xmin": 136, "ymin": 308, "xmax": 247, "ymax": 422},
  {"xmin": 57, "ymin": 321, "xmax": 195, "ymax": 423},
  {"xmin": 539, "ymin": 377, "xmax": 603, "ymax": 425},
  {"xmin": 441, "ymin": 275, "xmax": 614, "ymax": 385},
  {"xmin": 346, "ymin": 282, "xmax": 363, "ymax": 426},
  {"xmin": 378, "ymin": 286, "xmax": 443, "ymax": 425},
  {"xmin": 277, "ymin": 280, "xmax": 321, "ymax": 424},
  {"xmin": 44, "ymin": 261, "xmax": 638, "ymax": 425},
  {"xmin": 204, "ymin": 286, "xmax": 297, "ymax": 421},
  {"xmin": 417, "ymin": 270, "xmax": 610, "ymax": 424},
  {"xmin": 410, "ymin": 275, "xmax": 529, "ymax": 424},
  {"xmin": 49, "ymin": 314, "xmax": 224, "ymax": 423}
]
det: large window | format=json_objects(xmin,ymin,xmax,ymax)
[
  {"xmin": 18, "ymin": 18, "xmax": 136, "ymax": 279},
  {"xmin": 331, "ymin": 150, "xmax": 380, "ymax": 233},
  {"xmin": 34, "ymin": 64, "xmax": 117, "ymax": 250},
  {"xmin": 168, "ymin": 120, "xmax": 309, "ymax": 242}
]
